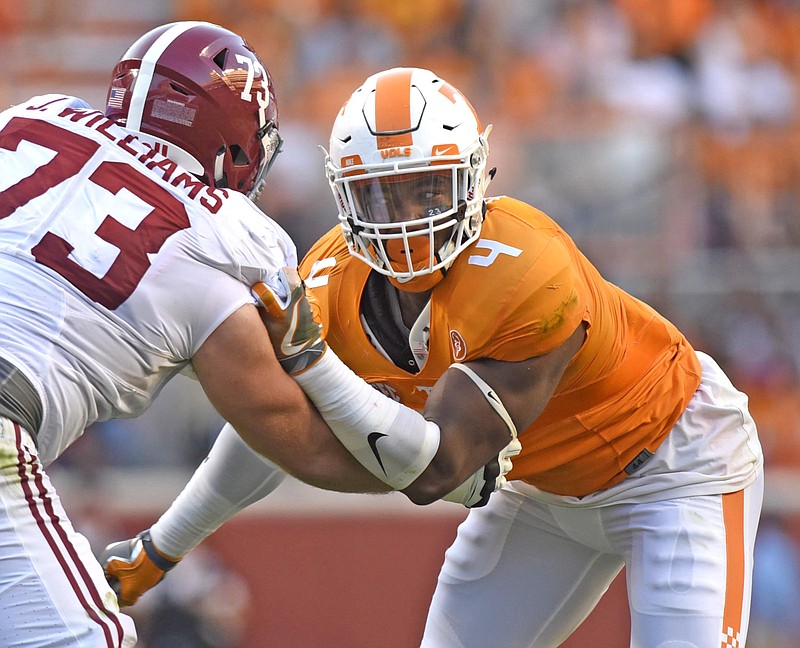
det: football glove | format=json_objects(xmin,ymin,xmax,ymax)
[
  {"xmin": 443, "ymin": 434, "xmax": 522, "ymax": 508},
  {"xmin": 252, "ymin": 266, "xmax": 327, "ymax": 375},
  {"xmin": 100, "ymin": 530, "xmax": 181, "ymax": 607}
]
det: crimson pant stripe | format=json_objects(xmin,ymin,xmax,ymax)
[{"xmin": 14, "ymin": 423, "xmax": 125, "ymax": 646}]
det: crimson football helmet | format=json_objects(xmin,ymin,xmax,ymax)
[
  {"xmin": 105, "ymin": 21, "xmax": 282, "ymax": 201},
  {"xmin": 324, "ymin": 67, "xmax": 493, "ymax": 292}
]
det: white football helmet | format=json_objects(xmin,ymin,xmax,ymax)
[{"xmin": 324, "ymin": 67, "xmax": 493, "ymax": 292}]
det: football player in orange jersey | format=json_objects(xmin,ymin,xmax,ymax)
[{"xmin": 105, "ymin": 68, "xmax": 763, "ymax": 647}]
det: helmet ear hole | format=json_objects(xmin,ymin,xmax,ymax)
[
  {"xmin": 169, "ymin": 82, "xmax": 191, "ymax": 96},
  {"xmin": 212, "ymin": 49, "xmax": 228, "ymax": 69},
  {"xmin": 229, "ymin": 145, "xmax": 249, "ymax": 166}
]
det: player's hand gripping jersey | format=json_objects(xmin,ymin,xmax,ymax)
[
  {"xmin": 301, "ymin": 195, "xmax": 703, "ymax": 498},
  {"xmin": 0, "ymin": 95, "xmax": 296, "ymax": 465}
]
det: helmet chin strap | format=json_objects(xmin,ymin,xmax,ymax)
[
  {"xmin": 383, "ymin": 208, "xmax": 471, "ymax": 293},
  {"xmin": 388, "ymin": 268, "xmax": 447, "ymax": 293},
  {"xmin": 387, "ymin": 245, "xmax": 450, "ymax": 293}
]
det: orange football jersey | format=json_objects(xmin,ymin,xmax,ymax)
[{"xmin": 300, "ymin": 196, "xmax": 702, "ymax": 497}]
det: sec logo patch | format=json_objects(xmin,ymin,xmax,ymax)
[{"xmin": 449, "ymin": 329, "xmax": 467, "ymax": 361}]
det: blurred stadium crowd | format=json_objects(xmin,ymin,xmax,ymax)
[{"xmin": 3, "ymin": 0, "xmax": 800, "ymax": 645}]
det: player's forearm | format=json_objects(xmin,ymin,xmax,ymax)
[
  {"xmin": 277, "ymin": 405, "xmax": 392, "ymax": 493},
  {"xmin": 291, "ymin": 348, "xmax": 524, "ymax": 506},
  {"xmin": 151, "ymin": 422, "xmax": 286, "ymax": 557},
  {"xmin": 293, "ymin": 349, "xmax": 479, "ymax": 502}
]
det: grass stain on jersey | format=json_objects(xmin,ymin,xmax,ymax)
[{"xmin": 538, "ymin": 290, "xmax": 579, "ymax": 334}]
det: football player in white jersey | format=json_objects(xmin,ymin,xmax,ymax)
[{"xmin": 0, "ymin": 21, "xmax": 393, "ymax": 647}]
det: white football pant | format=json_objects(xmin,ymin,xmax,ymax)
[
  {"xmin": 422, "ymin": 354, "xmax": 763, "ymax": 648},
  {"xmin": 0, "ymin": 418, "xmax": 136, "ymax": 647}
]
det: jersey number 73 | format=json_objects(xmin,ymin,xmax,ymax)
[{"xmin": 0, "ymin": 117, "xmax": 190, "ymax": 309}]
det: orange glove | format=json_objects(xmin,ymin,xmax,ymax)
[
  {"xmin": 252, "ymin": 266, "xmax": 327, "ymax": 375},
  {"xmin": 100, "ymin": 530, "xmax": 181, "ymax": 607}
]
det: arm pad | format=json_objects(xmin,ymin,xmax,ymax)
[
  {"xmin": 150, "ymin": 422, "xmax": 286, "ymax": 557},
  {"xmin": 294, "ymin": 350, "xmax": 440, "ymax": 490}
]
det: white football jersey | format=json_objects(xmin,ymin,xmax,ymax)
[{"xmin": 0, "ymin": 95, "xmax": 297, "ymax": 464}]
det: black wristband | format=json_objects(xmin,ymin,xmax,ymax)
[
  {"xmin": 470, "ymin": 458, "xmax": 500, "ymax": 508},
  {"xmin": 280, "ymin": 340, "xmax": 327, "ymax": 375},
  {"xmin": 140, "ymin": 530, "xmax": 179, "ymax": 572}
]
